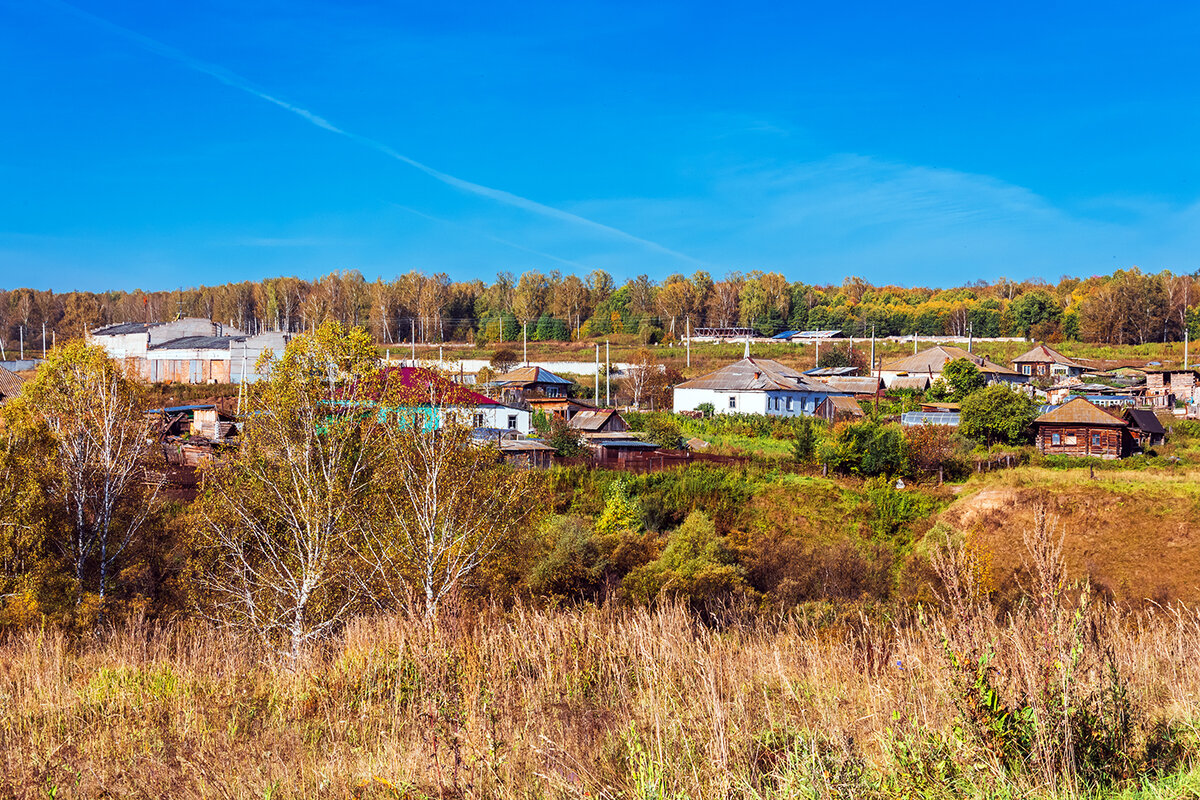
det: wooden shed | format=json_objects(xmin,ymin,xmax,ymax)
[{"xmin": 1033, "ymin": 397, "xmax": 1130, "ymax": 460}]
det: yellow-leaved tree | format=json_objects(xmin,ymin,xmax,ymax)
[
  {"xmin": 197, "ymin": 321, "xmax": 386, "ymax": 662},
  {"xmin": 1, "ymin": 342, "xmax": 161, "ymax": 621}
]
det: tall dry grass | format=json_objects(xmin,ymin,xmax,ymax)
[{"xmin": 2, "ymin": 552, "xmax": 1200, "ymax": 797}]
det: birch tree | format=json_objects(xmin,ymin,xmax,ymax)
[
  {"xmin": 3, "ymin": 342, "xmax": 161, "ymax": 613},
  {"xmin": 364, "ymin": 410, "xmax": 541, "ymax": 618},
  {"xmin": 197, "ymin": 321, "xmax": 385, "ymax": 661}
]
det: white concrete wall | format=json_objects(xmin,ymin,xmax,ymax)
[
  {"xmin": 673, "ymin": 387, "xmax": 826, "ymax": 417},
  {"xmin": 442, "ymin": 405, "xmax": 533, "ymax": 435}
]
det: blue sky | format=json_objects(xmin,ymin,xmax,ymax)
[{"xmin": 2, "ymin": 0, "xmax": 1199, "ymax": 292}]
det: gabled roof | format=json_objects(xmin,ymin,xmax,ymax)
[
  {"xmin": 568, "ymin": 409, "xmax": 624, "ymax": 431},
  {"xmin": 826, "ymin": 376, "xmax": 883, "ymax": 394},
  {"xmin": 1034, "ymin": 397, "xmax": 1127, "ymax": 427},
  {"xmin": 0, "ymin": 365, "xmax": 26, "ymax": 400},
  {"xmin": 889, "ymin": 375, "xmax": 931, "ymax": 391},
  {"xmin": 526, "ymin": 396, "xmax": 595, "ymax": 409},
  {"xmin": 380, "ymin": 367, "xmax": 502, "ymax": 406},
  {"xmin": 1012, "ymin": 344, "xmax": 1083, "ymax": 368},
  {"xmin": 881, "ymin": 345, "xmax": 1018, "ymax": 376},
  {"xmin": 494, "ymin": 366, "xmax": 573, "ymax": 385},
  {"xmin": 823, "ymin": 395, "xmax": 865, "ymax": 416},
  {"xmin": 674, "ymin": 357, "xmax": 833, "ymax": 393},
  {"xmin": 804, "ymin": 366, "xmax": 859, "ymax": 377},
  {"xmin": 1123, "ymin": 408, "xmax": 1166, "ymax": 435}
]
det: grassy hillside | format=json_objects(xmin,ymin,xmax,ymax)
[{"xmin": 940, "ymin": 466, "xmax": 1200, "ymax": 603}]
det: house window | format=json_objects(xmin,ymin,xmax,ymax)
[
  {"xmin": 1051, "ymin": 432, "xmax": 1061, "ymax": 445},
  {"xmin": 1023, "ymin": 365, "xmax": 1031, "ymax": 375},
  {"xmin": 786, "ymin": 397, "xmax": 794, "ymax": 412},
  {"xmin": 473, "ymin": 413, "xmax": 485, "ymax": 428},
  {"xmin": 1092, "ymin": 433, "xmax": 1102, "ymax": 448},
  {"xmin": 729, "ymin": 396, "xmax": 737, "ymax": 409},
  {"xmin": 508, "ymin": 415, "xmax": 518, "ymax": 430}
]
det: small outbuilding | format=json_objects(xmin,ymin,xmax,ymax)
[
  {"xmin": 1123, "ymin": 408, "xmax": 1166, "ymax": 450},
  {"xmin": 568, "ymin": 408, "xmax": 628, "ymax": 434},
  {"xmin": 815, "ymin": 395, "xmax": 866, "ymax": 422},
  {"xmin": 1033, "ymin": 397, "xmax": 1129, "ymax": 460}
]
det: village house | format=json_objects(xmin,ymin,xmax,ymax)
[
  {"xmin": 525, "ymin": 396, "xmax": 597, "ymax": 422},
  {"xmin": 487, "ymin": 366, "xmax": 574, "ymax": 399},
  {"xmin": 880, "ymin": 345, "xmax": 1026, "ymax": 389},
  {"xmin": 1033, "ymin": 397, "xmax": 1129, "ymax": 459},
  {"xmin": 1011, "ymin": 344, "xmax": 1086, "ymax": 379},
  {"xmin": 88, "ymin": 318, "xmax": 290, "ymax": 384},
  {"xmin": 672, "ymin": 356, "xmax": 848, "ymax": 417},
  {"xmin": 387, "ymin": 367, "xmax": 533, "ymax": 435},
  {"xmin": 1143, "ymin": 368, "xmax": 1200, "ymax": 410}
]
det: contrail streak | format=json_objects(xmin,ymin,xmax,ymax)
[
  {"xmin": 44, "ymin": 0, "xmax": 703, "ymax": 266},
  {"xmin": 392, "ymin": 205, "xmax": 596, "ymax": 271}
]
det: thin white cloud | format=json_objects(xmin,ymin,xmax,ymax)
[{"xmin": 42, "ymin": 0, "xmax": 704, "ymax": 267}]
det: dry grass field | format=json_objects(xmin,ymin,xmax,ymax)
[{"xmin": 5, "ymin": 524, "xmax": 1200, "ymax": 800}]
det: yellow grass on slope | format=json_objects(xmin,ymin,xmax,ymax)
[
  {"xmin": 3, "ymin": 593, "xmax": 1200, "ymax": 798},
  {"xmin": 941, "ymin": 467, "xmax": 1200, "ymax": 603}
]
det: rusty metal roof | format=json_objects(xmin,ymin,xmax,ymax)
[
  {"xmin": 494, "ymin": 366, "xmax": 573, "ymax": 385},
  {"xmin": 1035, "ymin": 397, "xmax": 1127, "ymax": 427},
  {"xmin": 568, "ymin": 409, "xmax": 623, "ymax": 431},
  {"xmin": 1012, "ymin": 343, "xmax": 1084, "ymax": 368}
]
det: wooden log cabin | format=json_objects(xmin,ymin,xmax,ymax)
[{"xmin": 1033, "ymin": 397, "xmax": 1130, "ymax": 459}]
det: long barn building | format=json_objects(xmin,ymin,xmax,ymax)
[{"xmin": 88, "ymin": 318, "xmax": 290, "ymax": 384}]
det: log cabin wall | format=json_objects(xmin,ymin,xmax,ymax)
[{"xmin": 1036, "ymin": 424, "xmax": 1127, "ymax": 459}]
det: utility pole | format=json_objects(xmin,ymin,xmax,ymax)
[
  {"xmin": 1186, "ymin": 327, "xmax": 1191, "ymax": 369},
  {"xmin": 686, "ymin": 317, "xmax": 691, "ymax": 368},
  {"xmin": 870, "ymin": 325, "xmax": 875, "ymax": 372},
  {"xmin": 18, "ymin": 326, "xmax": 23, "ymax": 360},
  {"xmin": 605, "ymin": 340, "xmax": 610, "ymax": 407},
  {"xmin": 968, "ymin": 322, "xmax": 973, "ymax": 354},
  {"xmin": 523, "ymin": 322, "xmax": 528, "ymax": 366},
  {"xmin": 410, "ymin": 319, "xmax": 416, "ymax": 365},
  {"xmin": 913, "ymin": 331, "xmax": 918, "ymax": 355},
  {"xmin": 815, "ymin": 336, "xmax": 820, "ymax": 367},
  {"xmin": 42, "ymin": 322, "xmax": 46, "ymax": 358},
  {"xmin": 594, "ymin": 343, "xmax": 600, "ymax": 401}
]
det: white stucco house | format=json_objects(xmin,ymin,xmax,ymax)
[{"xmin": 672, "ymin": 357, "xmax": 849, "ymax": 417}]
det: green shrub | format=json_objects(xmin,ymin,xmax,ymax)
[
  {"xmin": 819, "ymin": 419, "xmax": 908, "ymax": 477},
  {"xmin": 622, "ymin": 511, "xmax": 747, "ymax": 609}
]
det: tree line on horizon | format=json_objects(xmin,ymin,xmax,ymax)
[{"xmin": 1, "ymin": 265, "xmax": 1197, "ymax": 352}]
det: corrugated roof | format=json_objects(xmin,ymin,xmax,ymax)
[
  {"xmin": 1035, "ymin": 397, "xmax": 1127, "ymax": 427},
  {"xmin": 568, "ymin": 409, "xmax": 617, "ymax": 431},
  {"xmin": 0, "ymin": 365, "xmax": 25, "ymax": 400},
  {"xmin": 148, "ymin": 336, "xmax": 238, "ymax": 351},
  {"xmin": 825, "ymin": 395, "xmax": 865, "ymax": 415},
  {"xmin": 826, "ymin": 376, "xmax": 882, "ymax": 394},
  {"xmin": 804, "ymin": 366, "xmax": 859, "ymax": 376},
  {"xmin": 882, "ymin": 345, "xmax": 1019, "ymax": 376},
  {"xmin": 675, "ymin": 357, "xmax": 834, "ymax": 393},
  {"xmin": 1124, "ymin": 408, "xmax": 1166, "ymax": 435},
  {"xmin": 889, "ymin": 375, "xmax": 931, "ymax": 391},
  {"xmin": 494, "ymin": 366, "xmax": 573, "ymax": 385},
  {"xmin": 1012, "ymin": 343, "xmax": 1083, "ymax": 368}
]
